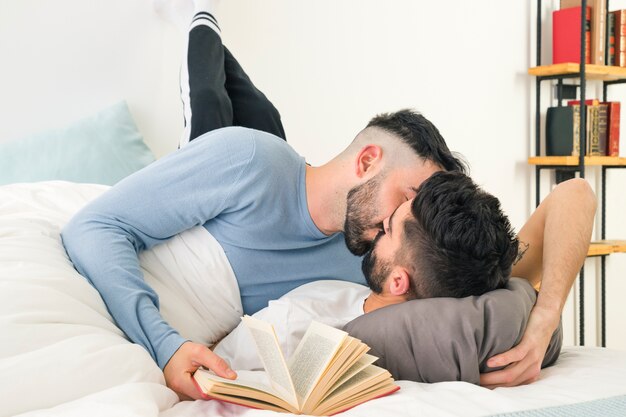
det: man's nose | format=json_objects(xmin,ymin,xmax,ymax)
[
  {"xmin": 364, "ymin": 228, "xmax": 380, "ymax": 242},
  {"xmin": 382, "ymin": 217, "xmax": 390, "ymax": 234}
]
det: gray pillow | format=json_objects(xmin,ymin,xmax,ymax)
[{"xmin": 343, "ymin": 278, "xmax": 562, "ymax": 384}]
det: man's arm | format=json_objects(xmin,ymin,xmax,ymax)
[
  {"xmin": 62, "ymin": 130, "xmax": 255, "ymax": 398},
  {"xmin": 480, "ymin": 178, "xmax": 596, "ymax": 388}
]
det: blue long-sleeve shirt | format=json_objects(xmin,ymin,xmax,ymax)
[{"xmin": 61, "ymin": 127, "xmax": 365, "ymax": 369}]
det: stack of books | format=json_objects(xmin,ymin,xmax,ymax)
[
  {"xmin": 552, "ymin": 0, "xmax": 626, "ymax": 67},
  {"xmin": 546, "ymin": 100, "xmax": 620, "ymax": 157}
]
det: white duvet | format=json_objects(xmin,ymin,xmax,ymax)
[{"xmin": 1, "ymin": 181, "xmax": 625, "ymax": 417}]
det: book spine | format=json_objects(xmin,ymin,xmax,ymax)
[
  {"xmin": 608, "ymin": 102, "xmax": 621, "ymax": 156},
  {"xmin": 609, "ymin": 12, "xmax": 616, "ymax": 66},
  {"xmin": 597, "ymin": 104, "xmax": 608, "ymax": 155},
  {"xmin": 616, "ymin": 10, "xmax": 626, "ymax": 66},
  {"xmin": 568, "ymin": 100, "xmax": 600, "ymax": 156},
  {"xmin": 586, "ymin": 7, "xmax": 592, "ymax": 64},
  {"xmin": 593, "ymin": 0, "xmax": 606, "ymax": 65},
  {"xmin": 585, "ymin": 106, "xmax": 592, "ymax": 155},
  {"xmin": 588, "ymin": 105, "xmax": 600, "ymax": 156},
  {"xmin": 572, "ymin": 104, "xmax": 581, "ymax": 156}
]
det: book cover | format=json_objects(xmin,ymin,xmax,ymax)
[
  {"xmin": 604, "ymin": 101, "xmax": 621, "ymax": 156},
  {"xmin": 546, "ymin": 106, "xmax": 575, "ymax": 156},
  {"xmin": 553, "ymin": 6, "xmax": 592, "ymax": 64},
  {"xmin": 560, "ymin": 0, "xmax": 605, "ymax": 65},
  {"xmin": 193, "ymin": 316, "xmax": 400, "ymax": 415}
]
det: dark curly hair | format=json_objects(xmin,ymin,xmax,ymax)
[
  {"xmin": 399, "ymin": 171, "xmax": 518, "ymax": 298},
  {"xmin": 367, "ymin": 109, "xmax": 467, "ymax": 174}
]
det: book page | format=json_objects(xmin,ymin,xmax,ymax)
[
  {"xmin": 301, "ymin": 338, "xmax": 366, "ymax": 412},
  {"xmin": 193, "ymin": 368, "xmax": 299, "ymax": 413},
  {"xmin": 327, "ymin": 353, "xmax": 378, "ymax": 395},
  {"xmin": 302, "ymin": 346, "xmax": 374, "ymax": 415},
  {"xmin": 317, "ymin": 377, "xmax": 397, "ymax": 416},
  {"xmin": 332, "ymin": 364, "xmax": 386, "ymax": 392},
  {"xmin": 320, "ymin": 340, "xmax": 369, "ymax": 390},
  {"xmin": 241, "ymin": 315, "xmax": 298, "ymax": 408},
  {"xmin": 194, "ymin": 368, "xmax": 276, "ymax": 394},
  {"xmin": 315, "ymin": 365, "xmax": 393, "ymax": 415},
  {"xmin": 287, "ymin": 320, "xmax": 347, "ymax": 403},
  {"xmin": 323, "ymin": 364, "xmax": 390, "ymax": 405}
]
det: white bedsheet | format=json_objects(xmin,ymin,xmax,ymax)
[{"xmin": 1, "ymin": 181, "xmax": 626, "ymax": 417}]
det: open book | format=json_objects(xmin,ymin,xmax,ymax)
[{"xmin": 193, "ymin": 315, "xmax": 399, "ymax": 415}]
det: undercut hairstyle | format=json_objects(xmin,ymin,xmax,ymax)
[
  {"xmin": 367, "ymin": 109, "xmax": 467, "ymax": 174},
  {"xmin": 398, "ymin": 171, "xmax": 518, "ymax": 299}
]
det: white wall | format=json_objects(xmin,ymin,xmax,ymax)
[
  {"xmin": 0, "ymin": 0, "xmax": 182, "ymax": 158},
  {"xmin": 0, "ymin": 0, "xmax": 623, "ymax": 348},
  {"xmin": 219, "ymin": 0, "xmax": 532, "ymax": 232}
]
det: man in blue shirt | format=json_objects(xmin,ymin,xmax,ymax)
[
  {"xmin": 62, "ymin": 7, "xmax": 465, "ymax": 399},
  {"xmin": 63, "ymin": 2, "xmax": 597, "ymax": 400}
]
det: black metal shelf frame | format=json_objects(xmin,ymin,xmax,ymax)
[{"xmin": 534, "ymin": 0, "xmax": 626, "ymax": 347}]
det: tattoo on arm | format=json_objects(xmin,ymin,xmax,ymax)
[{"xmin": 513, "ymin": 241, "xmax": 530, "ymax": 266}]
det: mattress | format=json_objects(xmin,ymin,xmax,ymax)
[{"xmin": 1, "ymin": 181, "xmax": 625, "ymax": 417}]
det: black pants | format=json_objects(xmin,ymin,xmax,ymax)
[{"xmin": 180, "ymin": 23, "xmax": 286, "ymax": 146}]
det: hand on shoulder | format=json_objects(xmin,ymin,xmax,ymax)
[{"xmin": 480, "ymin": 305, "xmax": 559, "ymax": 388}]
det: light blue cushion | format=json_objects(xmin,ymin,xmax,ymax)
[{"xmin": 0, "ymin": 101, "xmax": 155, "ymax": 186}]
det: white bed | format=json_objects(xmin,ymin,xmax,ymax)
[{"xmin": 2, "ymin": 181, "xmax": 626, "ymax": 417}]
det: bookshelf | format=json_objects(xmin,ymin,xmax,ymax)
[
  {"xmin": 529, "ymin": 63, "xmax": 626, "ymax": 80},
  {"xmin": 531, "ymin": 0, "xmax": 626, "ymax": 348},
  {"xmin": 528, "ymin": 156, "xmax": 626, "ymax": 165},
  {"xmin": 588, "ymin": 240, "xmax": 626, "ymax": 256}
]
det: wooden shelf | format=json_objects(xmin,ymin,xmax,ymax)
[
  {"xmin": 588, "ymin": 240, "xmax": 626, "ymax": 257},
  {"xmin": 528, "ymin": 156, "xmax": 626, "ymax": 166},
  {"xmin": 528, "ymin": 63, "xmax": 626, "ymax": 81}
]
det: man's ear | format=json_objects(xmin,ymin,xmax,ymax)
[
  {"xmin": 354, "ymin": 145, "xmax": 383, "ymax": 179},
  {"xmin": 387, "ymin": 267, "xmax": 411, "ymax": 297}
]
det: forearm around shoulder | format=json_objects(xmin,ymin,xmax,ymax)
[
  {"xmin": 511, "ymin": 179, "xmax": 596, "ymax": 286},
  {"xmin": 535, "ymin": 178, "xmax": 596, "ymax": 311}
]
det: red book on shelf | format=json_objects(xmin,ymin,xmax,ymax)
[
  {"xmin": 604, "ymin": 102, "xmax": 621, "ymax": 156},
  {"xmin": 560, "ymin": 0, "xmax": 606, "ymax": 65},
  {"xmin": 615, "ymin": 10, "xmax": 626, "ymax": 66},
  {"xmin": 567, "ymin": 99, "xmax": 600, "ymax": 106},
  {"xmin": 553, "ymin": 6, "xmax": 591, "ymax": 64}
]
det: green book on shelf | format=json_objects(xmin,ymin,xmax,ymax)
[{"xmin": 546, "ymin": 106, "xmax": 574, "ymax": 156}]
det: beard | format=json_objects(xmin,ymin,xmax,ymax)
[
  {"xmin": 361, "ymin": 233, "xmax": 392, "ymax": 294},
  {"xmin": 343, "ymin": 174, "xmax": 384, "ymax": 256}
]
